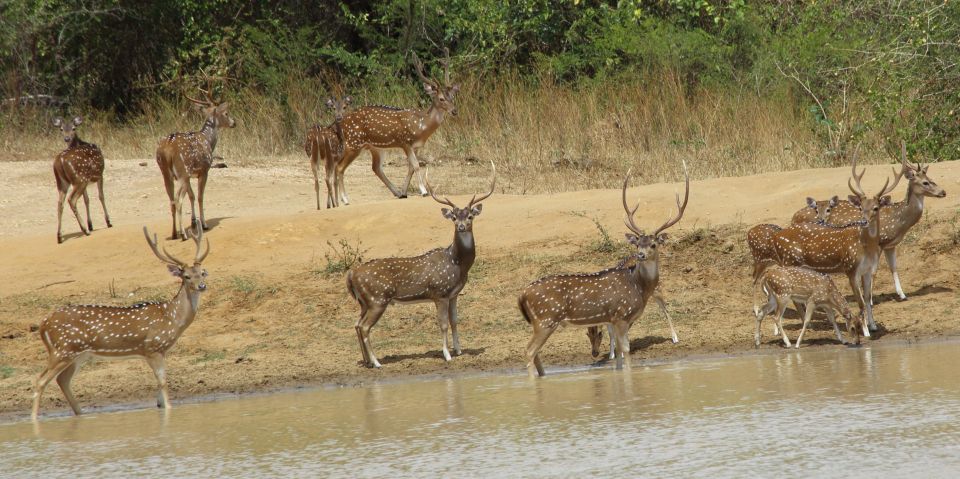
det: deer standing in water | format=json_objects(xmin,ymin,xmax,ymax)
[
  {"xmin": 791, "ymin": 141, "xmax": 946, "ymax": 300},
  {"xmin": 754, "ymin": 265, "xmax": 862, "ymax": 348},
  {"xmin": 333, "ymin": 49, "xmax": 459, "ymax": 204},
  {"xmin": 769, "ymin": 158, "xmax": 896, "ymax": 336},
  {"xmin": 305, "ymin": 96, "xmax": 351, "ymax": 209},
  {"xmin": 346, "ymin": 162, "xmax": 496, "ymax": 368},
  {"xmin": 52, "ymin": 116, "xmax": 112, "ymax": 243},
  {"xmin": 32, "ymin": 226, "xmax": 210, "ymax": 420},
  {"xmin": 520, "ymin": 161, "xmax": 689, "ymax": 376},
  {"xmin": 156, "ymin": 87, "xmax": 236, "ymax": 239},
  {"xmin": 746, "ymin": 196, "xmax": 837, "ymax": 280}
]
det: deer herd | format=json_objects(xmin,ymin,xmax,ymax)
[{"xmin": 31, "ymin": 50, "xmax": 949, "ymax": 420}]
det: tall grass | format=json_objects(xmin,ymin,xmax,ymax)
[{"xmin": 1, "ymin": 69, "xmax": 867, "ymax": 193}]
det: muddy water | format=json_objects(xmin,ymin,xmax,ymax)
[{"xmin": 3, "ymin": 341, "xmax": 960, "ymax": 478}]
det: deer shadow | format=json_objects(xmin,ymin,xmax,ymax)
[
  {"xmin": 594, "ymin": 336, "xmax": 671, "ymax": 364},
  {"xmin": 377, "ymin": 347, "xmax": 486, "ymax": 366},
  {"xmin": 872, "ymin": 285, "xmax": 953, "ymax": 305},
  {"xmin": 58, "ymin": 231, "xmax": 89, "ymax": 243}
]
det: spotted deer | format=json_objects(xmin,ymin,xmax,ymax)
[
  {"xmin": 753, "ymin": 265, "xmax": 862, "ymax": 348},
  {"xmin": 333, "ymin": 49, "xmax": 459, "ymax": 205},
  {"xmin": 520, "ymin": 161, "xmax": 689, "ymax": 376},
  {"xmin": 305, "ymin": 96, "xmax": 351, "ymax": 209},
  {"xmin": 791, "ymin": 142, "xmax": 946, "ymax": 300},
  {"xmin": 52, "ymin": 116, "xmax": 112, "ymax": 243},
  {"xmin": 32, "ymin": 226, "xmax": 210, "ymax": 420},
  {"xmin": 346, "ymin": 162, "xmax": 495, "ymax": 368},
  {"xmin": 156, "ymin": 87, "xmax": 236, "ymax": 239},
  {"xmin": 769, "ymin": 158, "xmax": 896, "ymax": 336},
  {"xmin": 747, "ymin": 196, "xmax": 837, "ymax": 280}
]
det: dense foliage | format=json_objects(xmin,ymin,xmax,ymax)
[{"xmin": 1, "ymin": 0, "xmax": 958, "ymax": 158}]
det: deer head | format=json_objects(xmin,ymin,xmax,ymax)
[
  {"xmin": 806, "ymin": 195, "xmax": 839, "ymax": 222},
  {"xmin": 426, "ymin": 161, "xmax": 496, "ymax": 233},
  {"xmin": 847, "ymin": 152, "xmax": 896, "ymax": 223},
  {"xmin": 622, "ymin": 160, "xmax": 690, "ymax": 263},
  {"xmin": 412, "ymin": 48, "xmax": 460, "ymax": 117},
  {"xmin": 143, "ymin": 225, "xmax": 210, "ymax": 293},
  {"xmin": 53, "ymin": 116, "xmax": 83, "ymax": 145},
  {"xmin": 326, "ymin": 96, "xmax": 352, "ymax": 122},
  {"xmin": 898, "ymin": 141, "xmax": 947, "ymax": 199},
  {"xmin": 186, "ymin": 84, "xmax": 236, "ymax": 129}
]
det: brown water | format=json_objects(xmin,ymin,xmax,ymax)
[{"xmin": 3, "ymin": 341, "xmax": 960, "ymax": 478}]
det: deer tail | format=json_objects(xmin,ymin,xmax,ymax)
[{"xmin": 517, "ymin": 295, "xmax": 533, "ymax": 325}]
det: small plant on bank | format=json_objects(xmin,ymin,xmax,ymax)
[{"xmin": 320, "ymin": 239, "xmax": 369, "ymax": 276}]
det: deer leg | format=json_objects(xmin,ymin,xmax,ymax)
[
  {"xmin": 653, "ymin": 292, "xmax": 679, "ymax": 343},
  {"xmin": 435, "ymin": 300, "xmax": 453, "ymax": 361},
  {"xmin": 862, "ymin": 273, "xmax": 878, "ymax": 332},
  {"xmin": 312, "ymin": 158, "xmax": 325, "ymax": 209},
  {"xmin": 449, "ymin": 297, "xmax": 462, "ymax": 355},
  {"xmin": 55, "ymin": 361, "xmax": 82, "ymax": 415},
  {"xmin": 32, "ymin": 358, "xmax": 74, "ymax": 420},
  {"xmin": 82, "ymin": 187, "xmax": 93, "ymax": 231},
  {"xmin": 612, "ymin": 321, "xmax": 632, "ymax": 371},
  {"xmin": 67, "ymin": 185, "xmax": 89, "ymax": 236},
  {"xmin": 525, "ymin": 324, "xmax": 556, "ymax": 378},
  {"xmin": 174, "ymin": 182, "xmax": 186, "ymax": 240},
  {"xmin": 884, "ymin": 248, "xmax": 906, "ymax": 301},
  {"xmin": 371, "ymin": 149, "xmax": 404, "ymax": 198},
  {"xmin": 145, "ymin": 354, "xmax": 171, "ymax": 409},
  {"xmin": 825, "ymin": 309, "xmax": 844, "ymax": 344},
  {"xmin": 774, "ymin": 301, "xmax": 792, "ymax": 347},
  {"xmin": 97, "ymin": 179, "xmax": 112, "ymax": 228},
  {"xmin": 402, "ymin": 147, "xmax": 428, "ymax": 197},
  {"xmin": 357, "ymin": 305, "xmax": 386, "ymax": 368},
  {"xmin": 607, "ymin": 324, "xmax": 616, "ymax": 360},
  {"xmin": 755, "ymin": 292, "xmax": 776, "ymax": 347},
  {"xmin": 848, "ymin": 274, "xmax": 871, "ymax": 338},
  {"xmin": 335, "ymin": 154, "xmax": 352, "ymax": 205},
  {"xmin": 162, "ymin": 169, "xmax": 178, "ymax": 239},
  {"xmin": 795, "ymin": 302, "xmax": 816, "ymax": 349},
  {"xmin": 197, "ymin": 172, "xmax": 209, "ymax": 231},
  {"xmin": 56, "ymin": 187, "xmax": 67, "ymax": 244}
]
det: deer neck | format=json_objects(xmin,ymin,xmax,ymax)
[
  {"xmin": 859, "ymin": 212, "xmax": 882, "ymax": 251},
  {"xmin": 199, "ymin": 117, "xmax": 219, "ymax": 153},
  {"xmin": 450, "ymin": 230, "xmax": 476, "ymax": 274},
  {"xmin": 414, "ymin": 106, "xmax": 446, "ymax": 141},
  {"xmin": 167, "ymin": 285, "xmax": 202, "ymax": 333},
  {"xmin": 634, "ymin": 260, "xmax": 660, "ymax": 294},
  {"xmin": 896, "ymin": 182, "xmax": 926, "ymax": 229}
]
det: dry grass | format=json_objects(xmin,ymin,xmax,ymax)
[{"xmin": 1, "ymin": 69, "xmax": 879, "ymax": 193}]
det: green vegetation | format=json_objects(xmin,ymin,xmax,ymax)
[
  {"xmin": 318, "ymin": 239, "xmax": 369, "ymax": 277},
  {"xmin": 0, "ymin": 365, "xmax": 14, "ymax": 380},
  {"xmin": 2, "ymin": 1, "xmax": 957, "ymax": 179}
]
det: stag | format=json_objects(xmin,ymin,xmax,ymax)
[
  {"xmin": 305, "ymin": 96, "xmax": 351, "ymax": 209},
  {"xmin": 52, "ymin": 116, "xmax": 112, "ymax": 243},
  {"xmin": 520, "ymin": 161, "xmax": 689, "ymax": 376},
  {"xmin": 32, "ymin": 226, "xmax": 210, "ymax": 420},
  {"xmin": 769, "ymin": 158, "xmax": 896, "ymax": 336},
  {"xmin": 156, "ymin": 84, "xmax": 236, "ymax": 239},
  {"xmin": 747, "ymin": 196, "xmax": 837, "ymax": 280},
  {"xmin": 333, "ymin": 49, "xmax": 459, "ymax": 205},
  {"xmin": 792, "ymin": 141, "xmax": 946, "ymax": 300},
  {"xmin": 346, "ymin": 162, "xmax": 496, "ymax": 368},
  {"xmin": 754, "ymin": 265, "xmax": 862, "ymax": 348}
]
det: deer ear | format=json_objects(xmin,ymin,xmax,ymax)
[
  {"xmin": 806, "ymin": 197, "xmax": 816, "ymax": 208},
  {"xmin": 880, "ymin": 195, "xmax": 893, "ymax": 206},
  {"xmin": 53, "ymin": 117, "xmax": 63, "ymax": 127},
  {"xmin": 441, "ymin": 208, "xmax": 455, "ymax": 220},
  {"xmin": 848, "ymin": 195, "xmax": 862, "ymax": 207},
  {"xmin": 829, "ymin": 195, "xmax": 839, "ymax": 206},
  {"xmin": 449, "ymin": 84, "xmax": 460, "ymax": 96},
  {"xmin": 72, "ymin": 116, "xmax": 82, "ymax": 126},
  {"xmin": 904, "ymin": 168, "xmax": 916, "ymax": 180},
  {"xmin": 471, "ymin": 205, "xmax": 482, "ymax": 216},
  {"xmin": 167, "ymin": 264, "xmax": 183, "ymax": 277},
  {"xmin": 423, "ymin": 83, "xmax": 436, "ymax": 95},
  {"xmin": 325, "ymin": 98, "xmax": 335, "ymax": 108},
  {"xmin": 343, "ymin": 96, "xmax": 352, "ymax": 105},
  {"xmin": 656, "ymin": 233, "xmax": 669, "ymax": 244},
  {"xmin": 625, "ymin": 233, "xmax": 640, "ymax": 246},
  {"xmin": 216, "ymin": 102, "xmax": 229, "ymax": 112}
]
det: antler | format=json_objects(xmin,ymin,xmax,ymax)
[
  {"xmin": 187, "ymin": 225, "xmax": 210, "ymax": 264},
  {"xmin": 442, "ymin": 47, "xmax": 451, "ymax": 86},
  {"xmin": 621, "ymin": 168, "xmax": 644, "ymax": 236},
  {"xmin": 425, "ymin": 168, "xmax": 457, "ymax": 209},
  {"xmin": 143, "ymin": 227, "xmax": 184, "ymax": 267},
  {"xmin": 467, "ymin": 161, "xmax": 497, "ymax": 209},
  {"xmin": 847, "ymin": 148, "xmax": 866, "ymax": 198},
  {"xmin": 185, "ymin": 74, "xmax": 216, "ymax": 106},
  {"xmin": 653, "ymin": 159, "xmax": 690, "ymax": 236},
  {"xmin": 411, "ymin": 52, "xmax": 438, "ymax": 89}
]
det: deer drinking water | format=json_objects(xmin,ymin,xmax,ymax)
[
  {"xmin": 754, "ymin": 265, "xmax": 862, "ymax": 348},
  {"xmin": 791, "ymin": 142, "xmax": 946, "ymax": 300},
  {"xmin": 52, "ymin": 116, "xmax": 112, "ymax": 243},
  {"xmin": 346, "ymin": 162, "xmax": 496, "ymax": 368},
  {"xmin": 305, "ymin": 96, "xmax": 351, "ymax": 209},
  {"xmin": 520, "ymin": 161, "xmax": 689, "ymax": 376},
  {"xmin": 32, "ymin": 226, "xmax": 210, "ymax": 420},
  {"xmin": 333, "ymin": 49, "xmax": 459, "ymax": 205},
  {"xmin": 156, "ymin": 86, "xmax": 236, "ymax": 239}
]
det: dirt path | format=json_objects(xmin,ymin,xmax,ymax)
[{"xmin": 2, "ymin": 156, "xmax": 959, "ymax": 418}]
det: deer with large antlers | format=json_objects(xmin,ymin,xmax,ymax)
[
  {"xmin": 52, "ymin": 116, "xmax": 112, "ymax": 244},
  {"xmin": 747, "ymin": 196, "xmax": 837, "ymax": 280},
  {"xmin": 792, "ymin": 142, "xmax": 946, "ymax": 300},
  {"xmin": 520, "ymin": 161, "xmax": 689, "ymax": 377},
  {"xmin": 32, "ymin": 226, "xmax": 210, "ymax": 420},
  {"xmin": 156, "ymin": 84, "xmax": 236, "ymax": 239},
  {"xmin": 332, "ymin": 49, "xmax": 459, "ymax": 205},
  {"xmin": 768, "ymin": 157, "xmax": 895, "ymax": 336},
  {"xmin": 753, "ymin": 265, "xmax": 862, "ymax": 348},
  {"xmin": 346, "ymin": 162, "xmax": 496, "ymax": 368},
  {"xmin": 305, "ymin": 96, "xmax": 351, "ymax": 209}
]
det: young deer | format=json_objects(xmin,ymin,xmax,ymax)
[
  {"xmin": 333, "ymin": 49, "xmax": 459, "ymax": 204},
  {"xmin": 32, "ymin": 226, "xmax": 210, "ymax": 420},
  {"xmin": 747, "ymin": 196, "xmax": 837, "ymax": 280},
  {"xmin": 791, "ymin": 142, "xmax": 946, "ymax": 300},
  {"xmin": 52, "ymin": 116, "xmax": 112, "ymax": 243},
  {"xmin": 156, "ymin": 87, "xmax": 236, "ymax": 239},
  {"xmin": 305, "ymin": 96, "xmax": 351, "ymax": 209},
  {"xmin": 770, "ymin": 159, "xmax": 896, "ymax": 336},
  {"xmin": 754, "ymin": 265, "xmax": 862, "ymax": 348},
  {"xmin": 346, "ymin": 162, "xmax": 496, "ymax": 368},
  {"xmin": 520, "ymin": 161, "xmax": 689, "ymax": 376}
]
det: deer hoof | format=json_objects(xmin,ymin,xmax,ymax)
[
  {"xmin": 57, "ymin": 236, "xmax": 63, "ymax": 244},
  {"xmin": 398, "ymin": 194, "xmax": 407, "ymax": 199},
  {"xmin": 107, "ymin": 222, "xmax": 113, "ymax": 228}
]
